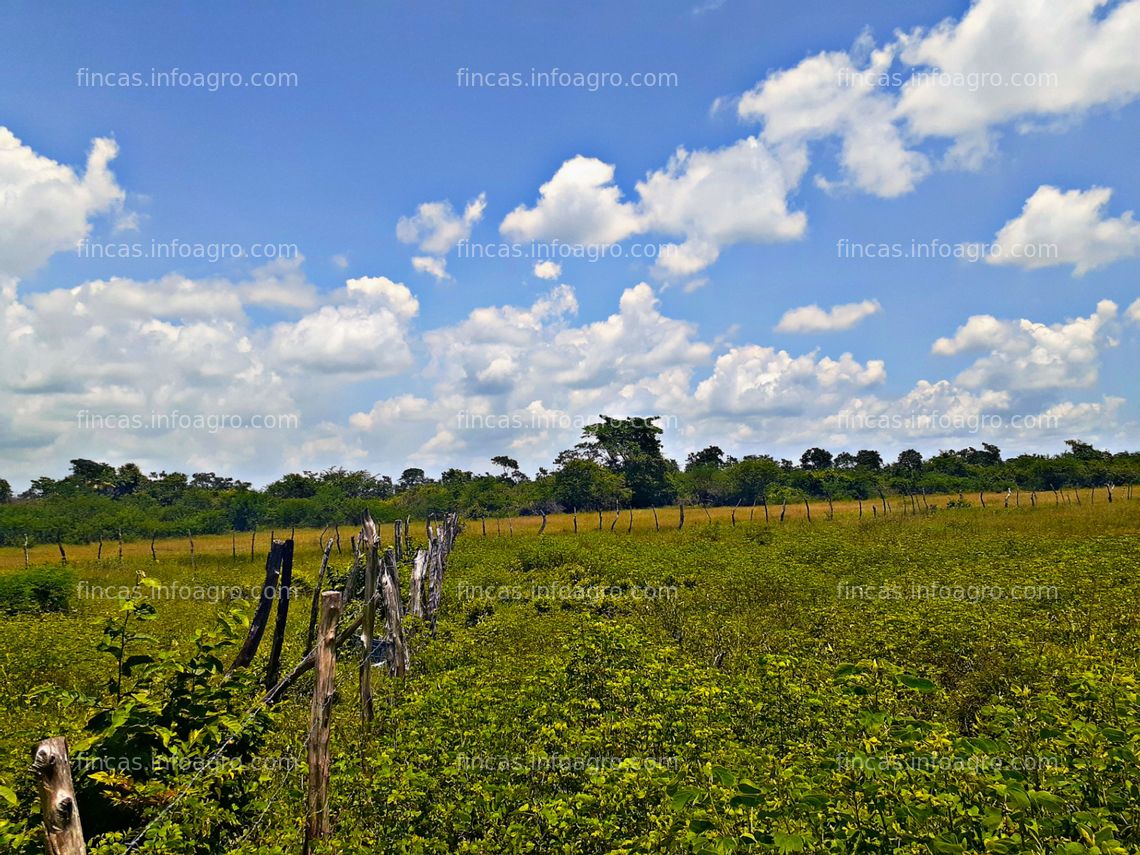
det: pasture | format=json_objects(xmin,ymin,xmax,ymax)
[{"xmin": 1, "ymin": 499, "xmax": 1138, "ymax": 853}]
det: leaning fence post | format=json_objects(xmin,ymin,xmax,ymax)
[
  {"xmin": 304, "ymin": 591, "xmax": 342, "ymax": 855},
  {"xmin": 264, "ymin": 539, "xmax": 295, "ymax": 689},
  {"xmin": 150, "ymin": 532, "xmax": 157, "ymax": 562},
  {"xmin": 32, "ymin": 737, "xmax": 86, "ymax": 855},
  {"xmin": 230, "ymin": 540, "xmax": 284, "ymax": 671},
  {"xmin": 56, "ymin": 534, "xmax": 67, "ymax": 565},
  {"xmin": 24, "ymin": 535, "xmax": 30, "ymax": 570}
]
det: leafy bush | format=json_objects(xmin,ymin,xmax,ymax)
[{"xmin": 0, "ymin": 567, "xmax": 74, "ymax": 614}]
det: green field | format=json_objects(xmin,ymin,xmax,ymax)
[{"xmin": 2, "ymin": 502, "xmax": 1139, "ymax": 853}]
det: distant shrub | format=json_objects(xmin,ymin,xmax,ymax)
[{"xmin": 0, "ymin": 566, "xmax": 74, "ymax": 614}]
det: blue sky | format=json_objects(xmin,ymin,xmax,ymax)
[{"xmin": 1, "ymin": 0, "xmax": 1139, "ymax": 488}]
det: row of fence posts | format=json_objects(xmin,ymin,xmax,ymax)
[
  {"xmin": 477, "ymin": 483, "xmax": 1134, "ymax": 536},
  {"xmin": 30, "ymin": 512, "xmax": 461, "ymax": 855},
  {"xmin": 20, "ymin": 482, "xmax": 1137, "ymax": 569}
]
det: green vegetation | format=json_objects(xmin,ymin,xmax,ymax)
[
  {"xmin": 2, "ymin": 419, "xmax": 1137, "ymax": 546},
  {"xmin": 0, "ymin": 566, "xmax": 73, "ymax": 615},
  {"xmin": 0, "ymin": 500, "xmax": 1137, "ymax": 852}
]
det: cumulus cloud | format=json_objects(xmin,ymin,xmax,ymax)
[
  {"xmin": 500, "ymin": 139, "xmax": 807, "ymax": 277},
  {"xmin": 532, "ymin": 260, "xmax": 562, "ymax": 280},
  {"xmin": 775, "ymin": 299, "xmax": 881, "ymax": 333},
  {"xmin": 0, "ymin": 127, "xmax": 125, "ymax": 277},
  {"xmin": 734, "ymin": 0, "xmax": 1140, "ymax": 198},
  {"xmin": 500, "ymin": 156, "xmax": 642, "ymax": 245},
  {"xmin": 397, "ymin": 193, "xmax": 486, "ymax": 254},
  {"xmin": 932, "ymin": 300, "xmax": 1119, "ymax": 390},
  {"xmin": 983, "ymin": 186, "xmax": 1140, "ymax": 275}
]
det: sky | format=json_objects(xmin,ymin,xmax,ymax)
[{"xmin": 1, "ymin": 0, "xmax": 1139, "ymax": 489}]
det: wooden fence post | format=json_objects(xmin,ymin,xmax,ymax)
[
  {"xmin": 230, "ymin": 540, "xmax": 284, "ymax": 671},
  {"xmin": 56, "ymin": 535, "xmax": 67, "ymax": 565},
  {"xmin": 360, "ymin": 542, "xmax": 377, "ymax": 724},
  {"xmin": 250, "ymin": 529, "xmax": 256, "ymax": 561},
  {"xmin": 572, "ymin": 509, "xmax": 578, "ymax": 534},
  {"xmin": 97, "ymin": 534, "xmax": 102, "ymax": 561},
  {"xmin": 651, "ymin": 507, "xmax": 659, "ymax": 531},
  {"xmin": 334, "ymin": 524, "xmax": 342, "ymax": 553},
  {"xmin": 780, "ymin": 499, "xmax": 787, "ymax": 523},
  {"xmin": 150, "ymin": 532, "xmax": 157, "ymax": 562},
  {"xmin": 678, "ymin": 503, "xmax": 685, "ymax": 530},
  {"xmin": 32, "ymin": 737, "xmax": 85, "ymax": 855},
  {"xmin": 409, "ymin": 550, "xmax": 427, "ymax": 617},
  {"xmin": 264, "ymin": 539, "xmax": 295, "ymax": 689},
  {"xmin": 303, "ymin": 591, "xmax": 342, "ymax": 855},
  {"xmin": 610, "ymin": 505, "xmax": 620, "ymax": 533},
  {"xmin": 305, "ymin": 539, "xmax": 335, "ymax": 655},
  {"xmin": 23, "ymin": 535, "xmax": 30, "ymax": 570},
  {"xmin": 117, "ymin": 530, "xmax": 123, "ymax": 562},
  {"xmin": 803, "ymin": 498, "xmax": 812, "ymax": 523},
  {"xmin": 187, "ymin": 531, "xmax": 195, "ymax": 569},
  {"xmin": 538, "ymin": 510, "xmax": 547, "ymax": 535},
  {"xmin": 381, "ymin": 548, "xmax": 409, "ymax": 677}
]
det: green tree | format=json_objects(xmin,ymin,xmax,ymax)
[
  {"xmin": 800, "ymin": 447, "xmax": 833, "ymax": 471},
  {"xmin": 576, "ymin": 415, "xmax": 672, "ymax": 506},
  {"xmin": 0, "ymin": 478, "xmax": 10, "ymax": 503}
]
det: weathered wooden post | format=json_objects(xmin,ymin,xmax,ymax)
[
  {"xmin": 979, "ymin": 490, "xmax": 986, "ymax": 509},
  {"xmin": 610, "ymin": 505, "xmax": 620, "ymax": 533},
  {"xmin": 232, "ymin": 532, "xmax": 237, "ymax": 560},
  {"xmin": 803, "ymin": 498, "xmax": 812, "ymax": 523},
  {"xmin": 627, "ymin": 508, "xmax": 633, "ymax": 533},
  {"xmin": 117, "ymin": 530, "xmax": 123, "ymax": 562},
  {"xmin": 381, "ymin": 549, "xmax": 409, "ymax": 677},
  {"xmin": 360, "ymin": 517, "xmax": 379, "ymax": 723},
  {"xmin": 393, "ymin": 520, "xmax": 403, "ymax": 561},
  {"xmin": 304, "ymin": 591, "xmax": 342, "ymax": 855},
  {"xmin": 150, "ymin": 532, "xmax": 157, "ymax": 563},
  {"xmin": 858, "ymin": 498, "xmax": 863, "ymax": 519},
  {"xmin": 538, "ymin": 510, "xmax": 547, "ymax": 535},
  {"xmin": 409, "ymin": 549, "xmax": 427, "ymax": 617},
  {"xmin": 56, "ymin": 535, "xmax": 67, "ymax": 565},
  {"xmin": 305, "ymin": 538, "xmax": 335, "ymax": 655},
  {"xmin": 780, "ymin": 499, "xmax": 787, "ymax": 523},
  {"xmin": 481, "ymin": 515, "xmax": 487, "ymax": 536},
  {"xmin": 97, "ymin": 534, "xmax": 103, "ymax": 561},
  {"xmin": 651, "ymin": 507, "xmax": 659, "ymax": 531},
  {"xmin": 32, "ymin": 737, "xmax": 85, "ymax": 855},
  {"xmin": 250, "ymin": 528, "xmax": 256, "ymax": 561},
  {"xmin": 23, "ymin": 535, "xmax": 30, "ymax": 570},
  {"xmin": 230, "ymin": 541, "xmax": 285, "ymax": 671},
  {"xmin": 678, "ymin": 503, "xmax": 685, "ymax": 530},
  {"xmin": 264, "ymin": 539, "xmax": 295, "ymax": 689},
  {"xmin": 572, "ymin": 509, "xmax": 578, "ymax": 534},
  {"xmin": 334, "ymin": 524, "xmax": 342, "ymax": 553},
  {"xmin": 187, "ymin": 530, "xmax": 196, "ymax": 570}
]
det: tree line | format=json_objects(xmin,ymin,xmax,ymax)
[{"xmin": 1, "ymin": 416, "xmax": 1137, "ymax": 545}]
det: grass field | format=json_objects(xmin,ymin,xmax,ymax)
[{"xmin": 2, "ymin": 499, "xmax": 1138, "ymax": 853}]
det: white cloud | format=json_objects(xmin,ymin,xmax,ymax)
[
  {"xmin": 412, "ymin": 255, "xmax": 451, "ymax": 280},
  {"xmin": 532, "ymin": 260, "xmax": 561, "ymax": 280},
  {"xmin": 500, "ymin": 156, "xmax": 642, "ymax": 246},
  {"xmin": 775, "ymin": 299, "xmax": 881, "ymax": 333},
  {"xmin": 932, "ymin": 300, "xmax": 1119, "ymax": 390},
  {"xmin": 501, "ymin": 139, "xmax": 807, "ymax": 277},
  {"xmin": 738, "ymin": 45, "xmax": 930, "ymax": 197},
  {"xmin": 984, "ymin": 186, "xmax": 1140, "ymax": 275},
  {"xmin": 0, "ymin": 127, "xmax": 125, "ymax": 277},
  {"xmin": 397, "ymin": 193, "xmax": 486, "ymax": 254},
  {"xmin": 895, "ymin": 0, "xmax": 1140, "ymax": 140},
  {"xmin": 733, "ymin": 0, "xmax": 1140, "ymax": 198},
  {"xmin": 1127, "ymin": 298, "xmax": 1140, "ymax": 324},
  {"xmin": 331, "ymin": 253, "xmax": 349, "ymax": 269}
]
